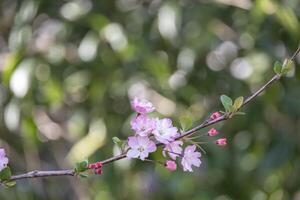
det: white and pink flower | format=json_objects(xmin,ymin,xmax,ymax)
[
  {"xmin": 153, "ymin": 118, "xmax": 179, "ymax": 144},
  {"xmin": 0, "ymin": 148, "xmax": 9, "ymax": 171},
  {"xmin": 126, "ymin": 136, "xmax": 157, "ymax": 160},
  {"xmin": 181, "ymin": 145, "xmax": 201, "ymax": 172},
  {"xmin": 130, "ymin": 115, "xmax": 156, "ymax": 137},
  {"xmin": 131, "ymin": 97, "xmax": 155, "ymax": 114},
  {"xmin": 163, "ymin": 140, "xmax": 183, "ymax": 160}
]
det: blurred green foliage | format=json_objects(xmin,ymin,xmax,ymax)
[{"xmin": 0, "ymin": 0, "xmax": 300, "ymax": 199}]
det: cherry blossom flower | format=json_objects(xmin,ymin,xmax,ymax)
[
  {"xmin": 0, "ymin": 148, "xmax": 9, "ymax": 171},
  {"xmin": 131, "ymin": 97, "xmax": 155, "ymax": 114},
  {"xmin": 130, "ymin": 115, "xmax": 156, "ymax": 137},
  {"xmin": 163, "ymin": 141, "xmax": 183, "ymax": 160},
  {"xmin": 208, "ymin": 128, "xmax": 219, "ymax": 136},
  {"xmin": 153, "ymin": 118, "xmax": 179, "ymax": 144},
  {"xmin": 165, "ymin": 160, "xmax": 177, "ymax": 171},
  {"xmin": 126, "ymin": 136, "xmax": 157, "ymax": 160},
  {"xmin": 181, "ymin": 145, "xmax": 201, "ymax": 172},
  {"xmin": 214, "ymin": 138, "xmax": 227, "ymax": 146},
  {"xmin": 210, "ymin": 112, "xmax": 221, "ymax": 120}
]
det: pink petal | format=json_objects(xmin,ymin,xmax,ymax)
[
  {"xmin": 147, "ymin": 141, "xmax": 157, "ymax": 153},
  {"xmin": 139, "ymin": 151, "xmax": 149, "ymax": 160},
  {"xmin": 126, "ymin": 149, "xmax": 140, "ymax": 159},
  {"xmin": 128, "ymin": 136, "xmax": 138, "ymax": 148}
]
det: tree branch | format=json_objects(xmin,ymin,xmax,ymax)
[
  {"xmin": 10, "ymin": 169, "xmax": 75, "ymax": 181},
  {"xmin": 7, "ymin": 45, "xmax": 299, "ymax": 182}
]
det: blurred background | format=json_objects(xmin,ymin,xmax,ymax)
[{"xmin": 0, "ymin": 0, "xmax": 300, "ymax": 199}]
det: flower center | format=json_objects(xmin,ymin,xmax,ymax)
[{"xmin": 137, "ymin": 146, "xmax": 144, "ymax": 152}]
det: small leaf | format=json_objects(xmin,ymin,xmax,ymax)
[
  {"xmin": 3, "ymin": 180, "xmax": 16, "ymax": 187},
  {"xmin": 233, "ymin": 96, "xmax": 244, "ymax": 111},
  {"xmin": 79, "ymin": 173, "xmax": 89, "ymax": 178},
  {"xmin": 75, "ymin": 160, "xmax": 89, "ymax": 173},
  {"xmin": 281, "ymin": 59, "xmax": 293, "ymax": 75},
  {"xmin": 220, "ymin": 95, "xmax": 233, "ymax": 112},
  {"xmin": 179, "ymin": 115, "xmax": 193, "ymax": 131},
  {"xmin": 273, "ymin": 61, "xmax": 282, "ymax": 74},
  {"xmin": 235, "ymin": 112, "xmax": 246, "ymax": 115},
  {"xmin": 112, "ymin": 137, "xmax": 121, "ymax": 144},
  {"xmin": 0, "ymin": 167, "xmax": 12, "ymax": 181}
]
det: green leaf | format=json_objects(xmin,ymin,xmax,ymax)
[
  {"xmin": 75, "ymin": 160, "xmax": 89, "ymax": 173},
  {"xmin": 179, "ymin": 115, "xmax": 193, "ymax": 131},
  {"xmin": 235, "ymin": 112, "xmax": 246, "ymax": 115},
  {"xmin": 79, "ymin": 173, "xmax": 89, "ymax": 178},
  {"xmin": 3, "ymin": 180, "xmax": 16, "ymax": 187},
  {"xmin": 273, "ymin": 61, "xmax": 282, "ymax": 74},
  {"xmin": 112, "ymin": 137, "xmax": 121, "ymax": 144},
  {"xmin": 281, "ymin": 59, "xmax": 293, "ymax": 75},
  {"xmin": 220, "ymin": 95, "xmax": 233, "ymax": 112},
  {"xmin": 0, "ymin": 167, "xmax": 12, "ymax": 181},
  {"xmin": 233, "ymin": 96, "xmax": 244, "ymax": 111}
]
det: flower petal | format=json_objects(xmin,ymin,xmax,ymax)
[{"xmin": 126, "ymin": 149, "xmax": 140, "ymax": 159}]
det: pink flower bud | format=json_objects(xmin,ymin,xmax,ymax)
[
  {"xmin": 95, "ymin": 168, "xmax": 102, "ymax": 175},
  {"xmin": 208, "ymin": 128, "xmax": 219, "ymax": 136},
  {"xmin": 214, "ymin": 138, "xmax": 227, "ymax": 146},
  {"xmin": 165, "ymin": 160, "xmax": 177, "ymax": 171},
  {"xmin": 96, "ymin": 162, "xmax": 102, "ymax": 168},
  {"xmin": 210, "ymin": 112, "xmax": 221, "ymax": 120},
  {"xmin": 88, "ymin": 163, "xmax": 97, "ymax": 169},
  {"xmin": 88, "ymin": 162, "xmax": 102, "ymax": 169}
]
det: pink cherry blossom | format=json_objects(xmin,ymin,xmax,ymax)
[
  {"xmin": 165, "ymin": 160, "xmax": 177, "ymax": 171},
  {"xmin": 210, "ymin": 112, "xmax": 221, "ymax": 120},
  {"xmin": 0, "ymin": 148, "xmax": 9, "ymax": 171},
  {"xmin": 126, "ymin": 136, "xmax": 157, "ymax": 160},
  {"xmin": 153, "ymin": 118, "xmax": 179, "ymax": 144},
  {"xmin": 208, "ymin": 128, "xmax": 219, "ymax": 136},
  {"xmin": 162, "ymin": 141, "xmax": 183, "ymax": 160},
  {"xmin": 181, "ymin": 145, "xmax": 201, "ymax": 172},
  {"xmin": 214, "ymin": 138, "xmax": 227, "ymax": 146},
  {"xmin": 131, "ymin": 97, "xmax": 155, "ymax": 114},
  {"xmin": 130, "ymin": 115, "xmax": 156, "ymax": 137}
]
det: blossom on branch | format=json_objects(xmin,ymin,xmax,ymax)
[
  {"xmin": 165, "ymin": 160, "xmax": 177, "ymax": 171},
  {"xmin": 126, "ymin": 136, "xmax": 157, "ymax": 160},
  {"xmin": 130, "ymin": 114, "xmax": 156, "ymax": 137},
  {"xmin": 153, "ymin": 118, "xmax": 179, "ymax": 144},
  {"xmin": 88, "ymin": 162, "xmax": 103, "ymax": 175},
  {"xmin": 0, "ymin": 148, "xmax": 9, "ymax": 172},
  {"xmin": 208, "ymin": 128, "xmax": 219, "ymax": 136},
  {"xmin": 162, "ymin": 140, "xmax": 183, "ymax": 160},
  {"xmin": 131, "ymin": 97, "xmax": 155, "ymax": 114},
  {"xmin": 210, "ymin": 112, "xmax": 221, "ymax": 120},
  {"xmin": 181, "ymin": 145, "xmax": 201, "ymax": 172},
  {"xmin": 214, "ymin": 138, "xmax": 227, "ymax": 146}
]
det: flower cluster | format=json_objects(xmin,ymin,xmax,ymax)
[
  {"xmin": 127, "ymin": 97, "xmax": 204, "ymax": 172},
  {"xmin": 0, "ymin": 148, "xmax": 9, "ymax": 172},
  {"xmin": 88, "ymin": 162, "xmax": 102, "ymax": 175}
]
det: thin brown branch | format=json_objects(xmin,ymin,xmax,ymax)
[
  {"xmin": 6, "ymin": 45, "xmax": 300, "ymax": 182},
  {"xmin": 10, "ymin": 169, "xmax": 75, "ymax": 181}
]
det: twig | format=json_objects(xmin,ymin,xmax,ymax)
[
  {"xmin": 7, "ymin": 45, "xmax": 300, "ymax": 182},
  {"xmin": 10, "ymin": 169, "xmax": 75, "ymax": 181}
]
